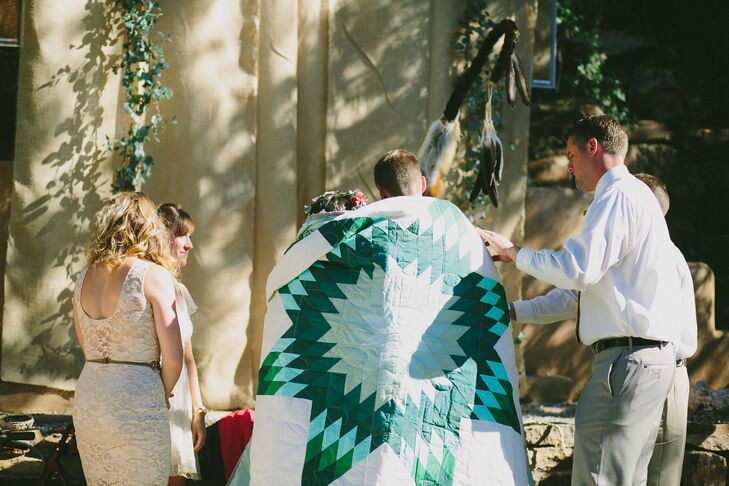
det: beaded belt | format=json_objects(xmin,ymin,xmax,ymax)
[{"xmin": 86, "ymin": 357, "xmax": 161, "ymax": 371}]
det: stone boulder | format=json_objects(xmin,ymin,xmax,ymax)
[
  {"xmin": 523, "ymin": 186, "xmax": 592, "ymax": 251},
  {"xmin": 680, "ymin": 451, "xmax": 726, "ymax": 486},
  {"xmin": 528, "ymin": 155, "xmax": 570, "ymax": 187},
  {"xmin": 686, "ymin": 421, "xmax": 729, "ymax": 453},
  {"xmin": 521, "ymin": 375, "xmax": 574, "ymax": 404},
  {"xmin": 628, "ymin": 119, "xmax": 674, "ymax": 144}
]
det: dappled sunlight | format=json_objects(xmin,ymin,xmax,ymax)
[
  {"xmin": 326, "ymin": 1, "xmax": 433, "ymax": 197},
  {"xmin": 145, "ymin": 0, "xmax": 261, "ymax": 408},
  {"xmin": 2, "ymin": 0, "xmax": 121, "ymax": 390}
]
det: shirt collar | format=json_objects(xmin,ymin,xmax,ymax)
[{"xmin": 594, "ymin": 164, "xmax": 629, "ymax": 196}]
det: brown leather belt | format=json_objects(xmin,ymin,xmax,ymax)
[
  {"xmin": 86, "ymin": 357, "xmax": 161, "ymax": 371},
  {"xmin": 590, "ymin": 337, "xmax": 668, "ymax": 354}
]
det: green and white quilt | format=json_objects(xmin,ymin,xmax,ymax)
[{"xmin": 231, "ymin": 197, "xmax": 530, "ymax": 486}]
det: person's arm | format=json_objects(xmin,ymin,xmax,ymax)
[
  {"xmin": 145, "ymin": 265, "xmax": 183, "ymax": 401},
  {"xmin": 511, "ymin": 288, "xmax": 578, "ymax": 324},
  {"xmin": 184, "ymin": 338, "xmax": 207, "ymax": 451},
  {"xmin": 676, "ymin": 253, "xmax": 698, "ymax": 359},
  {"xmin": 483, "ymin": 189, "xmax": 635, "ymax": 291}
]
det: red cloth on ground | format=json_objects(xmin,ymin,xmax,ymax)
[{"xmin": 218, "ymin": 408, "xmax": 255, "ymax": 480}]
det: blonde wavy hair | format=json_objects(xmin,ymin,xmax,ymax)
[{"xmin": 86, "ymin": 192, "xmax": 178, "ymax": 276}]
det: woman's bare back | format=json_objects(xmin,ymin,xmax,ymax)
[{"xmin": 79, "ymin": 258, "xmax": 137, "ymax": 320}]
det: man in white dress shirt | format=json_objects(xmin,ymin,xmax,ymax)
[
  {"xmin": 480, "ymin": 115, "xmax": 687, "ymax": 485},
  {"xmin": 509, "ymin": 173, "xmax": 696, "ymax": 486}
]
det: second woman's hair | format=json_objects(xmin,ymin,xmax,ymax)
[{"xmin": 158, "ymin": 203, "xmax": 195, "ymax": 237}]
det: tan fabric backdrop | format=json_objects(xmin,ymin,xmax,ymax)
[{"xmin": 2, "ymin": 0, "xmax": 536, "ymax": 409}]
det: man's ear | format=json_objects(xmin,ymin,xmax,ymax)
[
  {"xmin": 377, "ymin": 185, "xmax": 390, "ymax": 200},
  {"xmin": 587, "ymin": 137, "xmax": 601, "ymax": 156},
  {"xmin": 420, "ymin": 175, "xmax": 427, "ymax": 195}
]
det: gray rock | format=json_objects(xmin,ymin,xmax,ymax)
[
  {"xmin": 686, "ymin": 422, "xmax": 729, "ymax": 452},
  {"xmin": 680, "ymin": 450, "xmax": 726, "ymax": 486},
  {"xmin": 535, "ymin": 470, "xmax": 572, "ymax": 486},
  {"xmin": 524, "ymin": 186, "xmax": 592, "ymax": 251},
  {"xmin": 522, "ymin": 375, "xmax": 574, "ymax": 404},
  {"xmin": 687, "ymin": 128, "xmax": 729, "ymax": 145},
  {"xmin": 524, "ymin": 421, "xmax": 575, "ymax": 449},
  {"xmin": 528, "ymin": 446, "xmax": 571, "ymax": 474},
  {"xmin": 690, "ymin": 262, "xmax": 716, "ymax": 337},
  {"xmin": 528, "ymin": 155, "xmax": 570, "ymax": 187},
  {"xmin": 628, "ymin": 120, "xmax": 673, "ymax": 143}
]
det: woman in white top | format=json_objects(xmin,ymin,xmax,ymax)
[{"xmin": 158, "ymin": 203, "xmax": 207, "ymax": 485}]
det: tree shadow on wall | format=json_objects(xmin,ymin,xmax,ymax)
[
  {"xmin": 242, "ymin": 0, "xmax": 437, "ymax": 404},
  {"xmin": 13, "ymin": 0, "xmax": 121, "ymax": 382},
  {"xmin": 137, "ymin": 0, "xmax": 262, "ymax": 407},
  {"xmin": 324, "ymin": 1, "xmax": 432, "ymax": 197}
]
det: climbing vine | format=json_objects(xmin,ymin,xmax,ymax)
[
  {"xmin": 529, "ymin": 0, "xmax": 632, "ymax": 160},
  {"xmin": 558, "ymin": 1, "xmax": 630, "ymax": 122},
  {"xmin": 108, "ymin": 0, "xmax": 174, "ymax": 193}
]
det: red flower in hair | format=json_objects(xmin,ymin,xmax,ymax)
[{"xmin": 351, "ymin": 191, "xmax": 367, "ymax": 207}]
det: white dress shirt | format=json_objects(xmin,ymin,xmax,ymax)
[
  {"xmin": 515, "ymin": 165, "xmax": 689, "ymax": 347},
  {"xmin": 513, "ymin": 243, "xmax": 697, "ymax": 358}
]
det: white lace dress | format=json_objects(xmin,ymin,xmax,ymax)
[
  {"xmin": 73, "ymin": 259, "xmax": 171, "ymax": 486},
  {"xmin": 168, "ymin": 283, "xmax": 200, "ymax": 479}
]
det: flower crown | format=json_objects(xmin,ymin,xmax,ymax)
[{"xmin": 304, "ymin": 189, "xmax": 368, "ymax": 216}]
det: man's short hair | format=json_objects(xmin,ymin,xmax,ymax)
[
  {"xmin": 373, "ymin": 149, "xmax": 422, "ymax": 196},
  {"xmin": 567, "ymin": 114, "xmax": 629, "ymax": 157},
  {"xmin": 635, "ymin": 173, "xmax": 670, "ymax": 215}
]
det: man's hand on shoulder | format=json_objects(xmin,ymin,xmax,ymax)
[{"xmin": 476, "ymin": 228, "xmax": 521, "ymax": 263}]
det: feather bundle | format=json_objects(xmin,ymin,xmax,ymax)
[
  {"xmin": 511, "ymin": 53, "xmax": 531, "ymax": 106},
  {"xmin": 419, "ymin": 115, "xmax": 461, "ymax": 198},
  {"xmin": 469, "ymin": 84, "xmax": 504, "ymax": 206}
]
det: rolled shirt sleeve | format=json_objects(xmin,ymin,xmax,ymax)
[
  {"xmin": 516, "ymin": 187, "xmax": 636, "ymax": 291},
  {"xmin": 675, "ymin": 248, "xmax": 698, "ymax": 359},
  {"xmin": 512, "ymin": 288, "xmax": 578, "ymax": 324}
]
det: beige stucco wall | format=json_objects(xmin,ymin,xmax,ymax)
[
  {"xmin": 2, "ymin": 0, "xmax": 538, "ymax": 409},
  {"xmin": 2, "ymin": 0, "xmax": 121, "ymax": 389},
  {"xmin": 142, "ymin": 0, "xmax": 261, "ymax": 409}
]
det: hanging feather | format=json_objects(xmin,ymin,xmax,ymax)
[
  {"xmin": 511, "ymin": 53, "xmax": 531, "ymax": 106},
  {"xmin": 469, "ymin": 136, "xmax": 489, "ymax": 202},
  {"xmin": 417, "ymin": 18, "xmax": 525, "ymax": 204},
  {"xmin": 487, "ymin": 129, "xmax": 504, "ymax": 207},
  {"xmin": 469, "ymin": 83, "xmax": 504, "ymax": 207},
  {"xmin": 422, "ymin": 19, "xmax": 514, "ymax": 197},
  {"xmin": 506, "ymin": 62, "xmax": 517, "ymax": 108},
  {"xmin": 489, "ymin": 22, "xmax": 518, "ymax": 85},
  {"xmin": 419, "ymin": 115, "xmax": 461, "ymax": 198}
]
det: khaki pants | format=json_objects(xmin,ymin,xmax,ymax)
[
  {"xmin": 571, "ymin": 343, "xmax": 676, "ymax": 486},
  {"xmin": 646, "ymin": 364, "xmax": 689, "ymax": 486}
]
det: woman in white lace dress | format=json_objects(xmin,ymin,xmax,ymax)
[
  {"xmin": 73, "ymin": 192, "xmax": 183, "ymax": 486},
  {"xmin": 158, "ymin": 203, "xmax": 207, "ymax": 485}
]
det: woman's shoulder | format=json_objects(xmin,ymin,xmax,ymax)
[
  {"xmin": 139, "ymin": 260, "xmax": 175, "ymax": 294},
  {"xmin": 176, "ymin": 282, "xmax": 198, "ymax": 315},
  {"xmin": 136, "ymin": 258, "xmax": 172, "ymax": 275}
]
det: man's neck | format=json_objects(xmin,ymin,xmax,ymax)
[{"xmin": 589, "ymin": 157, "xmax": 625, "ymax": 191}]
